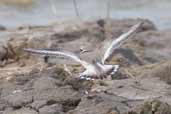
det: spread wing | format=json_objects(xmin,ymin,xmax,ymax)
[
  {"xmin": 101, "ymin": 22, "xmax": 143, "ymax": 64},
  {"xmin": 23, "ymin": 48, "xmax": 90, "ymax": 69}
]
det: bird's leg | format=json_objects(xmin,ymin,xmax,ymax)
[{"xmin": 63, "ymin": 64, "xmax": 72, "ymax": 76}]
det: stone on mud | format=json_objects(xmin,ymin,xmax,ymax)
[{"xmin": 126, "ymin": 100, "xmax": 171, "ymax": 114}]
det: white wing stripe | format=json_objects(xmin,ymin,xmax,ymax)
[
  {"xmin": 23, "ymin": 48, "xmax": 89, "ymax": 68},
  {"xmin": 102, "ymin": 22, "xmax": 142, "ymax": 64}
]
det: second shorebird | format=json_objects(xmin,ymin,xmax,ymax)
[{"xmin": 24, "ymin": 22, "xmax": 142, "ymax": 80}]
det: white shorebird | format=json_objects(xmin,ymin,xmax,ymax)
[{"xmin": 23, "ymin": 22, "xmax": 142, "ymax": 80}]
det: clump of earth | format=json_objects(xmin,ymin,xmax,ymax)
[{"xmin": 0, "ymin": 18, "xmax": 171, "ymax": 114}]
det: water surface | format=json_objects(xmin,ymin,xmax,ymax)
[{"xmin": 0, "ymin": 0, "xmax": 171, "ymax": 29}]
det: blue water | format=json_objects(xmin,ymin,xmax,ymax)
[{"xmin": 0, "ymin": 0, "xmax": 171, "ymax": 29}]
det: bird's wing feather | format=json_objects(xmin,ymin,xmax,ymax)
[
  {"xmin": 23, "ymin": 48, "xmax": 90, "ymax": 69},
  {"xmin": 101, "ymin": 22, "xmax": 143, "ymax": 64}
]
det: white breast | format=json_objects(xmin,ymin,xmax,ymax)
[{"xmin": 82, "ymin": 64, "xmax": 101, "ymax": 76}]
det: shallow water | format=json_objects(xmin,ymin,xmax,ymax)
[{"xmin": 0, "ymin": 0, "xmax": 171, "ymax": 29}]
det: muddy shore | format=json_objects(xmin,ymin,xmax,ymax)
[{"xmin": 0, "ymin": 18, "xmax": 171, "ymax": 114}]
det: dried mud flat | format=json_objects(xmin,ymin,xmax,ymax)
[{"xmin": 1, "ymin": 18, "xmax": 171, "ymax": 114}]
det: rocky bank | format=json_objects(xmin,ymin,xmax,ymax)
[{"xmin": 0, "ymin": 18, "xmax": 171, "ymax": 114}]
